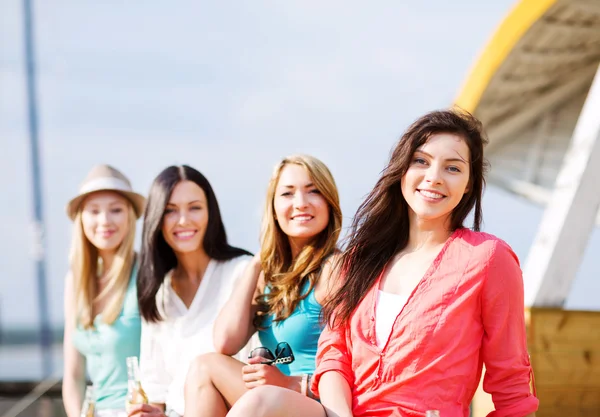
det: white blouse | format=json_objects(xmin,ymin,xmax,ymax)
[
  {"xmin": 139, "ymin": 255, "xmax": 251, "ymax": 416},
  {"xmin": 375, "ymin": 290, "xmax": 408, "ymax": 349}
]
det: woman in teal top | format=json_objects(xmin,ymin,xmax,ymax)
[
  {"xmin": 62, "ymin": 165, "xmax": 146, "ymax": 417},
  {"xmin": 183, "ymin": 154, "xmax": 343, "ymax": 417},
  {"xmin": 72, "ymin": 267, "xmax": 140, "ymax": 409},
  {"xmin": 257, "ymin": 281, "xmax": 322, "ymax": 376}
]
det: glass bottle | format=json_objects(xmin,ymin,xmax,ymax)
[
  {"xmin": 425, "ymin": 411, "xmax": 440, "ymax": 417},
  {"xmin": 80, "ymin": 385, "xmax": 95, "ymax": 417},
  {"xmin": 125, "ymin": 356, "xmax": 148, "ymax": 412}
]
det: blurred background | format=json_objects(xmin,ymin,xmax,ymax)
[{"xmin": 1, "ymin": 0, "xmax": 599, "ymax": 416}]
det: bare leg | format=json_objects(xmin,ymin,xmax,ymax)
[
  {"xmin": 227, "ymin": 386, "xmax": 327, "ymax": 417},
  {"xmin": 184, "ymin": 352, "xmax": 249, "ymax": 417}
]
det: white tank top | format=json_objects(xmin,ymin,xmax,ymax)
[{"xmin": 375, "ymin": 290, "xmax": 408, "ymax": 349}]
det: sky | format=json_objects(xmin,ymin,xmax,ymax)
[{"xmin": 1, "ymin": 0, "xmax": 599, "ymax": 333}]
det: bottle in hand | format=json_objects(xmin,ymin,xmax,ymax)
[
  {"xmin": 125, "ymin": 356, "xmax": 148, "ymax": 412},
  {"xmin": 80, "ymin": 385, "xmax": 95, "ymax": 417}
]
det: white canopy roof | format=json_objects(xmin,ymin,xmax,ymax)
[{"xmin": 455, "ymin": 0, "xmax": 600, "ymax": 222}]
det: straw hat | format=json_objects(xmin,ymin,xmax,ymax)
[{"xmin": 66, "ymin": 164, "xmax": 146, "ymax": 220}]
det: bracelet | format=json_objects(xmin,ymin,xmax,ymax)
[
  {"xmin": 300, "ymin": 374, "xmax": 308, "ymax": 396},
  {"xmin": 306, "ymin": 374, "xmax": 314, "ymax": 399}
]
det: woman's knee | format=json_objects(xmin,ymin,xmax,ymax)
[
  {"xmin": 228, "ymin": 386, "xmax": 277, "ymax": 417},
  {"xmin": 186, "ymin": 352, "xmax": 222, "ymax": 388}
]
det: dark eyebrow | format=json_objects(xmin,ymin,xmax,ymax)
[
  {"xmin": 166, "ymin": 200, "xmax": 204, "ymax": 206},
  {"xmin": 414, "ymin": 150, "xmax": 468, "ymax": 164}
]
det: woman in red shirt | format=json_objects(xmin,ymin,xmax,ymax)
[{"xmin": 226, "ymin": 109, "xmax": 539, "ymax": 417}]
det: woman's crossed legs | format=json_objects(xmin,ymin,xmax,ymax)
[
  {"xmin": 184, "ymin": 352, "xmax": 248, "ymax": 417},
  {"xmin": 184, "ymin": 352, "xmax": 327, "ymax": 417}
]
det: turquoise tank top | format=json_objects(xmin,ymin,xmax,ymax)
[
  {"xmin": 258, "ymin": 281, "xmax": 323, "ymax": 376},
  {"xmin": 72, "ymin": 266, "xmax": 141, "ymax": 410}
]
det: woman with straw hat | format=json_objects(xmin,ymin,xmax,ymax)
[{"xmin": 62, "ymin": 164, "xmax": 146, "ymax": 417}]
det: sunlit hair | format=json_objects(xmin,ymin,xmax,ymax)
[
  {"xmin": 323, "ymin": 108, "xmax": 489, "ymax": 327},
  {"xmin": 69, "ymin": 200, "xmax": 137, "ymax": 329},
  {"xmin": 256, "ymin": 154, "xmax": 342, "ymax": 324}
]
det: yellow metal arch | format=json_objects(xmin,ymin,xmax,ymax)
[{"xmin": 454, "ymin": 0, "xmax": 557, "ymax": 112}]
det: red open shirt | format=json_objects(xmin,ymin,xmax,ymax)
[{"xmin": 313, "ymin": 228, "xmax": 538, "ymax": 417}]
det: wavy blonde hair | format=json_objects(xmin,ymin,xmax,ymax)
[
  {"xmin": 69, "ymin": 201, "xmax": 137, "ymax": 329},
  {"xmin": 256, "ymin": 154, "xmax": 342, "ymax": 323}
]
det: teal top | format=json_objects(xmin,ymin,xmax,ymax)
[
  {"xmin": 258, "ymin": 280, "xmax": 323, "ymax": 376},
  {"xmin": 72, "ymin": 266, "xmax": 141, "ymax": 410}
]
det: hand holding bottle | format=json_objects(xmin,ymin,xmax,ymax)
[
  {"xmin": 80, "ymin": 385, "xmax": 95, "ymax": 417},
  {"xmin": 125, "ymin": 357, "xmax": 149, "ymax": 413},
  {"xmin": 125, "ymin": 356, "xmax": 164, "ymax": 417}
]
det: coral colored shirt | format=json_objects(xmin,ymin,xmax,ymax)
[{"xmin": 312, "ymin": 228, "xmax": 538, "ymax": 417}]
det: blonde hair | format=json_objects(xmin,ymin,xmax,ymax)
[
  {"xmin": 256, "ymin": 154, "xmax": 342, "ymax": 323},
  {"xmin": 69, "ymin": 202, "xmax": 137, "ymax": 329}
]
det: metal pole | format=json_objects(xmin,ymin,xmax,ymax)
[
  {"xmin": 22, "ymin": 0, "xmax": 52, "ymax": 377},
  {"xmin": 0, "ymin": 297, "xmax": 3, "ymax": 345}
]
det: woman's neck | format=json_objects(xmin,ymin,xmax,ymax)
[
  {"xmin": 288, "ymin": 237, "xmax": 310, "ymax": 259},
  {"xmin": 173, "ymin": 249, "xmax": 211, "ymax": 283},
  {"xmin": 406, "ymin": 213, "xmax": 453, "ymax": 252},
  {"xmin": 98, "ymin": 250, "xmax": 117, "ymax": 276}
]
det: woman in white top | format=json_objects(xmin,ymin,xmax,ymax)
[{"xmin": 131, "ymin": 165, "xmax": 252, "ymax": 417}]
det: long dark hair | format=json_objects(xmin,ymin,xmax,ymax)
[
  {"xmin": 138, "ymin": 165, "xmax": 252, "ymax": 322},
  {"xmin": 323, "ymin": 108, "xmax": 489, "ymax": 327}
]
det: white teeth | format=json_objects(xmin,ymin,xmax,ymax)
[
  {"xmin": 176, "ymin": 231, "xmax": 195, "ymax": 237},
  {"xmin": 419, "ymin": 190, "xmax": 444, "ymax": 199},
  {"xmin": 293, "ymin": 215, "xmax": 312, "ymax": 220}
]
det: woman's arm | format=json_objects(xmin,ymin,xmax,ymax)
[
  {"xmin": 311, "ymin": 255, "xmax": 355, "ymax": 414},
  {"xmin": 481, "ymin": 240, "xmax": 539, "ymax": 416},
  {"xmin": 314, "ymin": 252, "xmax": 342, "ymax": 305},
  {"xmin": 62, "ymin": 272, "xmax": 87, "ymax": 417},
  {"xmin": 319, "ymin": 371, "xmax": 353, "ymax": 417},
  {"xmin": 212, "ymin": 255, "xmax": 263, "ymax": 355},
  {"xmin": 311, "ymin": 320, "xmax": 355, "ymax": 412}
]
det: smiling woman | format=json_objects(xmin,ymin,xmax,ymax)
[
  {"xmin": 225, "ymin": 110, "xmax": 539, "ymax": 417},
  {"xmin": 272, "ymin": 164, "xmax": 331, "ymax": 257},
  {"xmin": 80, "ymin": 192, "xmax": 131, "ymax": 250},
  {"xmin": 134, "ymin": 165, "xmax": 252, "ymax": 417},
  {"xmin": 182, "ymin": 155, "xmax": 342, "ymax": 417},
  {"xmin": 161, "ymin": 181, "xmax": 210, "ymax": 264},
  {"xmin": 401, "ymin": 133, "xmax": 471, "ymax": 226},
  {"xmin": 62, "ymin": 164, "xmax": 146, "ymax": 417}
]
